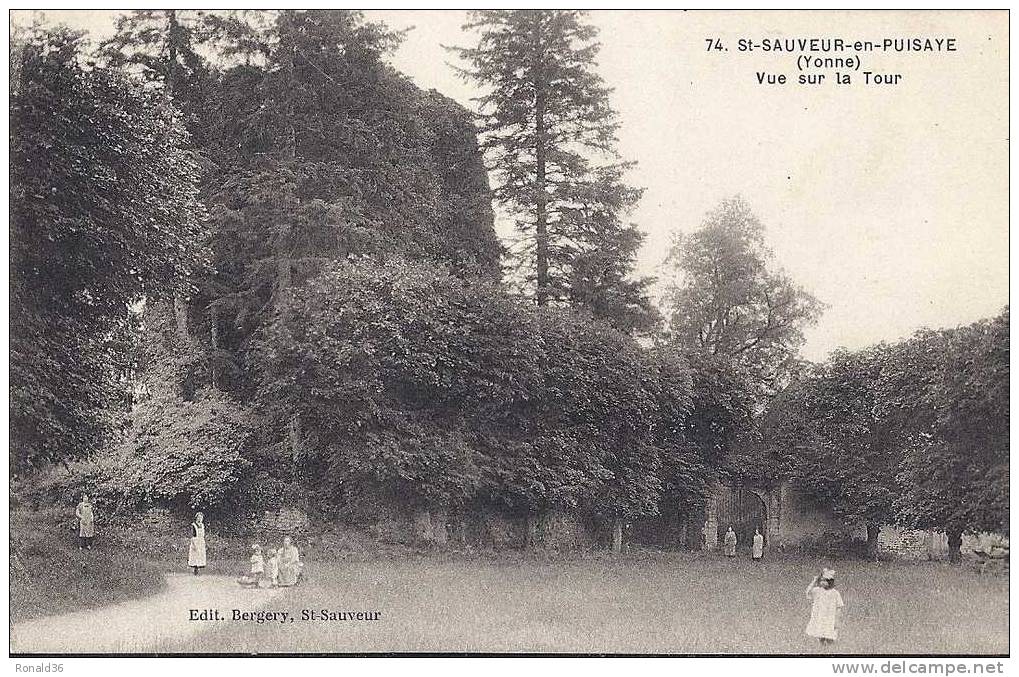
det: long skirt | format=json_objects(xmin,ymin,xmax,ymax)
[
  {"xmin": 188, "ymin": 536, "xmax": 207, "ymax": 567},
  {"xmin": 278, "ymin": 561, "xmax": 299, "ymax": 586}
]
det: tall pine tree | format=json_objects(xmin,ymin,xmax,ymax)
[{"xmin": 452, "ymin": 10, "xmax": 656, "ymax": 333}]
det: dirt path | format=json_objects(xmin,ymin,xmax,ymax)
[{"xmin": 11, "ymin": 573, "xmax": 286, "ymax": 654}]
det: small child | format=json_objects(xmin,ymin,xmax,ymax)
[
  {"xmin": 265, "ymin": 547, "xmax": 280, "ymax": 588},
  {"xmin": 805, "ymin": 568, "xmax": 845, "ymax": 646},
  {"xmin": 237, "ymin": 543, "xmax": 265, "ymax": 588},
  {"xmin": 251, "ymin": 543, "xmax": 265, "ymax": 574}
]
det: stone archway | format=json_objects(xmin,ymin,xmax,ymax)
[{"xmin": 715, "ymin": 487, "xmax": 768, "ymax": 550}]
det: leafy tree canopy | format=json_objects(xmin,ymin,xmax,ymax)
[
  {"xmin": 250, "ymin": 258, "xmax": 704, "ymax": 520},
  {"xmin": 663, "ymin": 196, "xmax": 825, "ymax": 398},
  {"xmin": 895, "ymin": 307, "xmax": 1009, "ymax": 537},
  {"xmin": 10, "ymin": 26, "xmax": 208, "ymax": 472},
  {"xmin": 766, "ymin": 308, "xmax": 1009, "ymax": 551}
]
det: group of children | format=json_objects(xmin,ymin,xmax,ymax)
[{"xmin": 237, "ymin": 535, "xmax": 303, "ymax": 589}]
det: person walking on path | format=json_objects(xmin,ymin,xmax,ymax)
[
  {"xmin": 188, "ymin": 512, "xmax": 207, "ymax": 575},
  {"xmin": 805, "ymin": 568, "xmax": 844, "ymax": 646},
  {"xmin": 724, "ymin": 526, "xmax": 737, "ymax": 557},
  {"xmin": 752, "ymin": 528, "xmax": 765, "ymax": 561},
  {"xmin": 75, "ymin": 494, "xmax": 95, "ymax": 550}
]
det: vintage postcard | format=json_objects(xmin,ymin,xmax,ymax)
[{"xmin": 8, "ymin": 7, "xmax": 1008, "ymax": 663}]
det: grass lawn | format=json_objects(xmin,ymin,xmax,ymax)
[{"xmin": 148, "ymin": 551, "xmax": 1008, "ymax": 655}]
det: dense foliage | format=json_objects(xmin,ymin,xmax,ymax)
[
  {"xmin": 251, "ymin": 259, "xmax": 706, "ymax": 528},
  {"xmin": 10, "ymin": 26, "xmax": 207, "ymax": 472},
  {"xmin": 766, "ymin": 308, "xmax": 1009, "ymax": 558},
  {"xmin": 192, "ymin": 10, "xmax": 502, "ymax": 396},
  {"xmin": 895, "ymin": 310, "xmax": 1009, "ymax": 553},
  {"xmin": 763, "ymin": 348, "xmax": 895, "ymax": 554},
  {"xmin": 681, "ymin": 352, "xmax": 759, "ymax": 488},
  {"xmin": 14, "ymin": 11, "xmax": 1003, "ymax": 557}
]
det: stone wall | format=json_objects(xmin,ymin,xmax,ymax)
[
  {"xmin": 701, "ymin": 482, "xmax": 855, "ymax": 551},
  {"xmin": 118, "ymin": 500, "xmax": 1010, "ymax": 560},
  {"xmin": 333, "ymin": 492, "xmax": 599, "ymax": 551},
  {"xmin": 878, "ymin": 527, "xmax": 1010, "ymax": 561},
  {"xmin": 877, "ymin": 526, "xmax": 938, "ymax": 560},
  {"xmin": 962, "ymin": 532, "xmax": 1010, "ymax": 555},
  {"xmin": 698, "ymin": 482, "xmax": 873, "ymax": 553},
  {"xmin": 453, "ymin": 509, "xmax": 596, "ymax": 550},
  {"xmin": 255, "ymin": 506, "xmax": 311, "ymax": 536}
]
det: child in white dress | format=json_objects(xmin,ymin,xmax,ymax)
[
  {"xmin": 806, "ymin": 568, "xmax": 844, "ymax": 645},
  {"xmin": 265, "ymin": 548, "xmax": 280, "ymax": 587},
  {"xmin": 238, "ymin": 544, "xmax": 264, "ymax": 588}
]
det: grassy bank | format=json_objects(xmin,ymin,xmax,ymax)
[{"xmin": 10, "ymin": 512, "xmax": 167, "ymax": 622}]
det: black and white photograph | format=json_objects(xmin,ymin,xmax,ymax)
[{"xmin": 7, "ymin": 7, "xmax": 1010, "ymax": 662}]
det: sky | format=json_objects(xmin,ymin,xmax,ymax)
[{"xmin": 13, "ymin": 10, "xmax": 1009, "ymax": 361}]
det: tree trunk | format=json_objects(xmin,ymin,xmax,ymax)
[
  {"xmin": 524, "ymin": 512, "xmax": 538, "ymax": 550},
  {"xmin": 288, "ymin": 415, "xmax": 301, "ymax": 462},
  {"xmin": 173, "ymin": 293, "xmax": 189, "ymax": 341},
  {"xmin": 866, "ymin": 523, "xmax": 881, "ymax": 561},
  {"xmin": 164, "ymin": 11, "xmax": 192, "ymax": 344},
  {"xmin": 450, "ymin": 509, "xmax": 467, "ymax": 547},
  {"xmin": 947, "ymin": 529, "xmax": 963, "ymax": 563},
  {"xmin": 612, "ymin": 517, "xmax": 623, "ymax": 554},
  {"xmin": 532, "ymin": 22, "xmax": 549, "ymax": 307},
  {"xmin": 274, "ymin": 11, "xmax": 297, "ymax": 307},
  {"xmin": 287, "ymin": 414, "xmax": 302, "ymax": 499},
  {"xmin": 430, "ymin": 508, "xmax": 449, "ymax": 546},
  {"xmin": 279, "ymin": 11, "xmax": 298, "ymax": 162},
  {"xmin": 413, "ymin": 507, "xmax": 433, "ymax": 544},
  {"xmin": 276, "ymin": 256, "xmax": 292, "ymax": 295},
  {"xmin": 165, "ymin": 11, "xmax": 179, "ymax": 96},
  {"xmin": 209, "ymin": 304, "xmax": 219, "ymax": 388}
]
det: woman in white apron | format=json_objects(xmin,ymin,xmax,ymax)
[
  {"xmin": 752, "ymin": 528, "xmax": 765, "ymax": 561},
  {"xmin": 188, "ymin": 512, "xmax": 207, "ymax": 575},
  {"xmin": 723, "ymin": 526, "xmax": 737, "ymax": 557}
]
